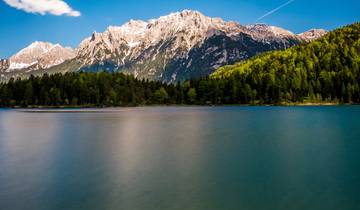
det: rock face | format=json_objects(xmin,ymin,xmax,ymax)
[{"xmin": 1, "ymin": 10, "xmax": 327, "ymax": 82}]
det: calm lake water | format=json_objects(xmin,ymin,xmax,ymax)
[{"xmin": 0, "ymin": 106, "xmax": 360, "ymax": 210}]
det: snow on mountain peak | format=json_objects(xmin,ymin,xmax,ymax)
[{"xmin": 75, "ymin": 9, "xmax": 327, "ymax": 71}]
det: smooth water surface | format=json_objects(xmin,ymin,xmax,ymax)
[{"xmin": 0, "ymin": 106, "xmax": 360, "ymax": 210}]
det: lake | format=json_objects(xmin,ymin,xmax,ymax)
[{"xmin": 0, "ymin": 106, "xmax": 360, "ymax": 210}]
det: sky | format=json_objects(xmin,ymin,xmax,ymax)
[{"xmin": 0, "ymin": 0, "xmax": 359, "ymax": 58}]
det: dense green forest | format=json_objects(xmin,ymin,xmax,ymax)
[
  {"xmin": 0, "ymin": 72, "xmax": 234, "ymax": 107},
  {"xmin": 1, "ymin": 23, "xmax": 360, "ymax": 107},
  {"xmin": 0, "ymin": 71, "xmax": 267, "ymax": 107}
]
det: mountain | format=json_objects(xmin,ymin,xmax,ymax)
[
  {"xmin": 1, "ymin": 42, "xmax": 75, "ymax": 80},
  {"xmin": 1, "ymin": 10, "xmax": 326, "ymax": 82},
  {"xmin": 211, "ymin": 23, "xmax": 360, "ymax": 103},
  {"xmin": 69, "ymin": 10, "xmax": 327, "ymax": 82}
]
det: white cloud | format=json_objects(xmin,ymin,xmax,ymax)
[{"xmin": 3, "ymin": 0, "xmax": 81, "ymax": 17}]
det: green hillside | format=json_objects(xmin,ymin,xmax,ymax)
[{"xmin": 212, "ymin": 23, "xmax": 360, "ymax": 103}]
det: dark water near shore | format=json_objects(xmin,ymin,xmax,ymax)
[{"xmin": 1, "ymin": 106, "xmax": 360, "ymax": 210}]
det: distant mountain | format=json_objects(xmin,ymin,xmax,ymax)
[
  {"xmin": 8, "ymin": 41, "xmax": 75, "ymax": 70},
  {"xmin": 0, "ymin": 42, "xmax": 75, "ymax": 80},
  {"xmin": 298, "ymin": 29, "xmax": 328, "ymax": 42},
  {"xmin": 0, "ymin": 10, "xmax": 326, "ymax": 82}
]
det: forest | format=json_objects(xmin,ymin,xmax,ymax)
[{"xmin": 1, "ymin": 23, "xmax": 360, "ymax": 107}]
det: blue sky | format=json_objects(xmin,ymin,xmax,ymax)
[{"xmin": 0, "ymin": 0, "xmax": 359, "ymax": 58}]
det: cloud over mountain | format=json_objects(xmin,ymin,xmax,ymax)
[{"xmin": 3, "ymin": 0, "xmax": 81, "ymax": 17}]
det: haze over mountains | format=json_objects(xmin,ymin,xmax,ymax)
[{"xmin": 0, "ymin": 10, "xmax": 327, "ymax": 82}]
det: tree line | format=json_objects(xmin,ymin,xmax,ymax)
[
  {"xmin": 0, "ymin": 72, "xmax": 216, "ymax": 107},
  {"xmin": 0, "ymin": 69, "xmax": 359, "ymax": 107}
]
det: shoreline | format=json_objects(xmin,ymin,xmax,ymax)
[{"xmin": 1, "ymin": 102, "xmax": 358, "ymax": 110}]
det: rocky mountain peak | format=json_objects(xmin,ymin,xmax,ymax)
[
  {"xmin": 245, "ymin": 24, "xmax": 296, "ymax": 39},
  {"xmin": 76, "ymin": 10, "xmax": 229, "ymax": 66},
  {"xmin": 106, "ymin": 20, "xmax": 148, "ymax": 35},
  {"xmin": 155, "ymin": 10, "xmax": 207, "ymax": 21}
]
